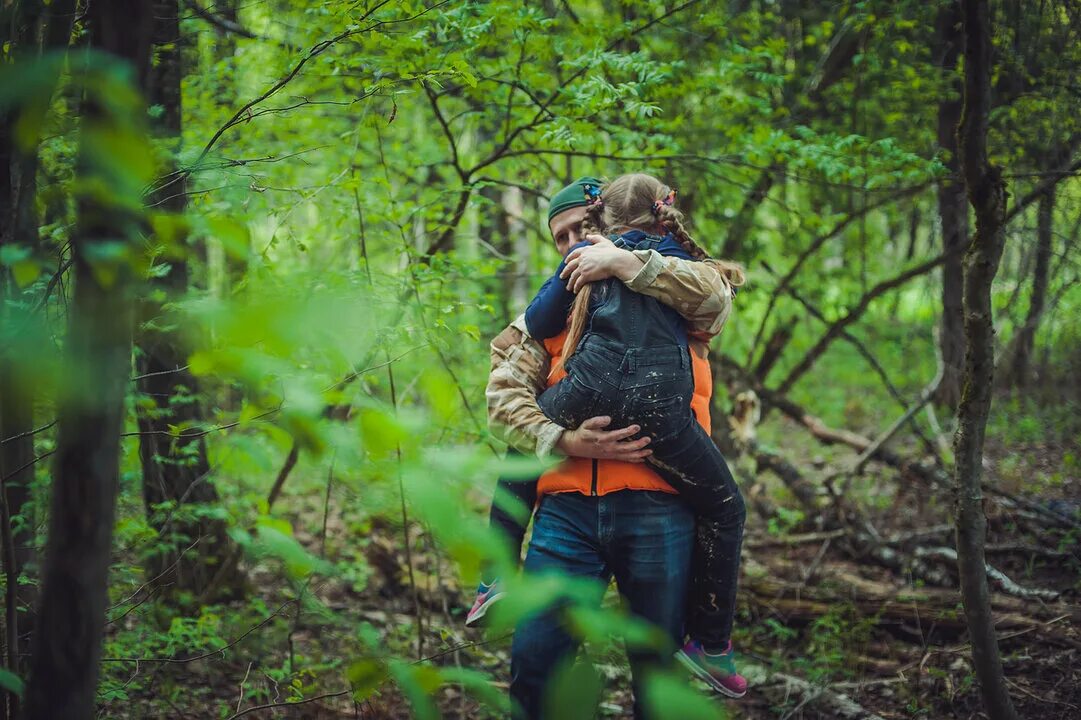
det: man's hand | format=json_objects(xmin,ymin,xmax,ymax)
[
  {"xmin": 560, "ymin": 234, "xmax": 643, "ymax": 293},
  {"xmin": 556, "ymin": 416, "xmax": 652, "ymax": 462}
]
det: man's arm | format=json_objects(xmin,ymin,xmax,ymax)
[
  {"xmin": 486, "ymin": 315, "xmax": 653, "ymax": 461},
  {"xmin": 561, "ymin": 238, "xmax": 734, "ymax": 340},
  {"xmin": 627, "ymin": 252, "xmax": 734, "ymax": 340},
  {"xmin": 486, "ymin": 316, "xmax": 565, "ymax": 457}
]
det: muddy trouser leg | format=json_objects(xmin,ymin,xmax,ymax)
[
  {"xmin": 645, "ymin": 413, "xmax": 745, "ymax": 649},
  {"xmin": 487, "ymin": 448, "xmax": 539, "ymax": 569}
]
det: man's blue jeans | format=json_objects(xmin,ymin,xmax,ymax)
[{"xmin": 509, "ymin": 490, "xmax": 694, "ymax": 719}]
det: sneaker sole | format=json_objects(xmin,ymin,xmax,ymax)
[
  {"xmin": 464, "ymin": 591, "xmax": 506, "ymax": 628},
  {"xmin": 675, "ymin": 650, "xmax": 747, "ymax": 699}
]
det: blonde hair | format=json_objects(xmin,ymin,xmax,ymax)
[{"xmin": 559, "ymin": 173, "xmax": 745, "ymax": 364}]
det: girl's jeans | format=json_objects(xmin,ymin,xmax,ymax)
[{"xmin": 535, "ymin": 335, "xmax": 745, "ymax": 648}]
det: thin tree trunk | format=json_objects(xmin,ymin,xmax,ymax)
[
  {"xmin": 23, "ymin": 2, "xmax": 153, "ymax": 717},
  {"xmin": 953, "ymin": 2, "xmax": 1019, "ymax": 719},
  {"xmin": 1009, "ymin": 186, "xmax": 1053, "ymax": 387},
  {"xmin": 935, "ymin": 0, "xmax": 968, "ymax": 408},
  {"xmin": 502, "ymin": 186, "xmax": 529, "ymax": 313},
  {"xmin": 136, "ymin": 0, "xmax": 242, "ymax": 603},
  {"xmin": 0, "ymin": 5, "xmax": 77, "ymax": 713},
  {"xmin": 0, "ymin": 16, "xmax": 28, "ymax": 719}
]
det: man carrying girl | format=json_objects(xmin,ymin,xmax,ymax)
[{"xmin": 482, "ymin": 175, "xmax": 747, "ymax": 718}]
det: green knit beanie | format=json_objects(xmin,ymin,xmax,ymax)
[{"xmin": 547, "ymin": 176, "xmax": 604, "ymax": 224}]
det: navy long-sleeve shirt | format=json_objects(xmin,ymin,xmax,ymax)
[{"xmin": 524, "ymin": 231, "xmax": 694, "ymax": 342}]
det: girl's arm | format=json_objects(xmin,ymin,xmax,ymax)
[{"xmin": 523, "ymin": 240, "xmax": 590, "ymax": 340}]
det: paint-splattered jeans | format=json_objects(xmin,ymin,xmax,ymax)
[{"xmin": 538, "ymin": 335, "xmax": 745, "ymax": 648}]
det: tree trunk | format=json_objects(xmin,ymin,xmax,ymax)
[
  {"xmin": 0, "ymin": 4, "xmax": 77, "ymax": 712},
  {"xmin": 1009, "ymin": 186, "xmax": 1053, "ymax": 387},
  {"xmin": 502, "ymin": 186, "xmax": 529, "ymax": 313},
  {"xmin": 135, "ymin": 0, "xmax": 242, "ymax": 603},
  {"xmin": 22, "ymin": 2, "xmax": 153, "ymax": 717},
  {"xmin": 935, "ymin": 0, "xmax": 968, "ymax": 409},
  {"xmin": 953, "ymin": 2, "xmax": 1019, "ymax": 719}
]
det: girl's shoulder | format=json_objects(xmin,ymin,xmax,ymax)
[{"xmin": 613, "ymin": 230, "xmax": 666, "ymax": 252}]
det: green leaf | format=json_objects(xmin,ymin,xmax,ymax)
[
  {"xmin": 543, "ymin": 659, "xmax": 601, "ymax": 720},
  {"xmin": 12, "ymin": 260, "xmax": 40, "ymax": 288},
  {"xmin": 206, "ymin": 217, "xmax": 251, "ymax": 261},
  {"xmin": 0, "ymin": 245, "xmax": 31, "ymax": 266},
  {"xmin": 359, "ymin": 407, "xmax": 407, "ymax": 457},
  {"xmin": 0, "ymin": 669, "xmax": 24, "ymax": 698},
  {"xmin": 439, "ymin": 667, "xmax": 508, "ymax": 714},
  {"xmin": 346, "ymin": 659, "xmax": 389, "ymax": 701},
  {"xmin": 389, "ymin": 662, "xmax": 440, "ymax": 720},
  {"xmin": 641, "ymin": 672, "xmax": 725, "ymax": 720}
]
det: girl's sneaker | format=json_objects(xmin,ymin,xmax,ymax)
[
  {"xmin": 465, "ymin": 580, "xmax": 505, "ymax": 628},
  {"xmin": 676, "ymin": 639, "xmax": 748, "ymax": 698}
]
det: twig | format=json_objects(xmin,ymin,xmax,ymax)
[
  {"xmin": 119, "ymin": 407, "xmax": 280, "ymax": 439},
  {"xmin": 775, "ymin": 246, "xmax": 961, "ymax": 395},
  {"xmin": 0, "ymin": 420, "xmax": 56, "ymax": 446},
  {"xmin": 0, "ymin": 450, "xmax": 54, "ymax": 484},
  {"xmin": 130, "ymin": 364, "xmax": 191, "ymax": 382},
  {"xmin": 224, "ymin": 690, "xmax": 352, "ymax": 720},
  {"xmin": 236, "ymin": 661, "xmax": 253, "ymax": 714},
  {"xmin": 107, "ymin": 539, "xmax": 202, "ymax": 614},
  {"xmin": 747, "ymin": 188, "xmax": 925, "ymax": 367},
  {"xmin": 851, "ymin": 351, "xmax": 946, "ymax": 475}
]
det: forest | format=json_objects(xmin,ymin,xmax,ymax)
[{"xmin": 0, "ymin": 0, "xmax": 1079, "ymax": 718}]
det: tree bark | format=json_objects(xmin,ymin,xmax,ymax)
[
  {"xmin": 136, "ymin": 0, "xmax": 243, "ymax": 603},
  {"xmin": 0, "ymin": 5, "xmax": 77, "ymax": 712},
  {"xmin": 23, "ymin": 2, "xmax": 153, "ymax": 717},
  {"xmin": 0, "ymin": 17, "xmax": 30, "ymax": 717},
  {"xmin": 935, "ymin": 0, "xmax": 969, "ymax": 408},
  {"xmin": 1009, "ymin": 186, "xmax": 1053, "ymax": 387},
  {"xmin": 954, "ymin": 2, "xmax": 1019, "ymax": 719}
]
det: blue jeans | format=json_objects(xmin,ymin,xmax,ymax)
[{"xmin": 509, "ymin": 491, "xmax": 694, "ymax": 719}]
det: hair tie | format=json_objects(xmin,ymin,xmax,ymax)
[
  {"xmin": 582, "ymin": 183, "xmax": 604, "ymax": 207},
  {"xmin": 651, "ymin": 189, "xmax": 677, "ymax": 217}
]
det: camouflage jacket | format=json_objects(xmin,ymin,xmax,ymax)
[{"xmin": 486, "ymin": 249, "xmax": 733, "ymax": 457}]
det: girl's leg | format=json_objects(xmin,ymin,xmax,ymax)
[{"xmin": 644, "ymin": 415, "xmax": 746, "ymax": 649}]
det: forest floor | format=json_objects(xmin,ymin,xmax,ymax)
[{"xmin": 105, "ymin": 404, "xmax": 1081, "ymax": 720}]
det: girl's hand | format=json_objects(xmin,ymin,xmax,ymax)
[{"xmin": 560, "ymin": 234, "xmax": 643, "ymax": 293}]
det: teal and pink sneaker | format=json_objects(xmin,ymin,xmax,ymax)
[
  {"xmin": 676, "ymin": 639, "xmax": 748, "ymax": 698},
  {"xmin": 465, "ymin": 580, "xmax": 506, "ymax": 628}
]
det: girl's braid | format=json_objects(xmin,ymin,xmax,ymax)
[
  {"xmin": 658, "ymin": 203, "xmax": 746, "ymax": 288},
  {"xmin": 656, "ymin": 204, "xmax": 708, "ymax": 261}
]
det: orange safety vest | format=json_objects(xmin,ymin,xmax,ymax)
[{"xmin": 537, "ymin": 330, "xmax": 713, "ymax": 497}]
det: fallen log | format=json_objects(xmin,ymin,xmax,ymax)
[
  {"xmin": 740, "ymin": 560, "xmax": 1081, "ymax": 632},
  {"xmin": 914, "ymin": 546, "xmax": 1061, "ymax": 601},
  {"xmin": 745, "ymin": 663, "xmax": 888, "ymax": 720}
]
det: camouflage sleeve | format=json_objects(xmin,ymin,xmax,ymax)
[
  {"xmin": 485, "ymin": 314, "xmax": 565, "ymax": 458},
  {"xmin": 624, "ymin": 250, "xmax": 733, "ymax": 339}
]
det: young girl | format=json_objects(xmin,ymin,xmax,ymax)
[{"xmin": 471, "ymin": 173, "xmax": 747, "ymax": 698}]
